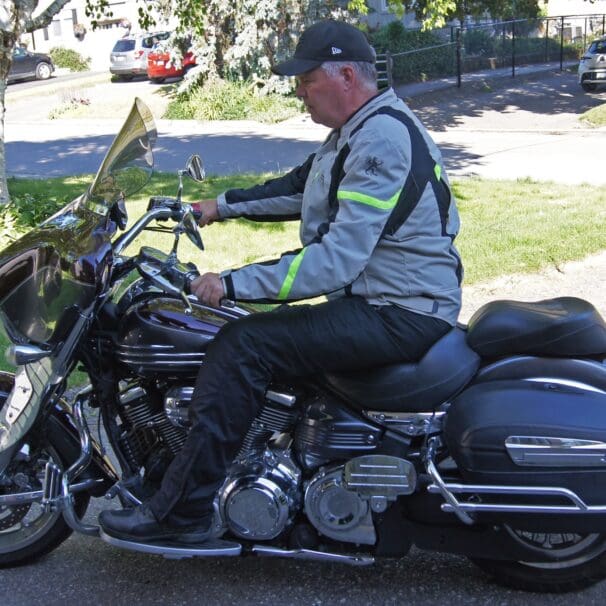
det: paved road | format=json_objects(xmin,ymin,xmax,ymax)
[
  {"xmin": 4, "ymin": 69, "xmax": 606, "ymax": 184},
  {"xmin": 2, "ymin": 501, "xmax": 606, "ymax": 606}
]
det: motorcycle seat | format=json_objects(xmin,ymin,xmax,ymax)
[
  {"xmin": 323, "ymin": 327, "xmax": 480, "ymax": 412},
  {"xmin": 466, "ymin": 297, "xmax": 606, "ymax": 358}
]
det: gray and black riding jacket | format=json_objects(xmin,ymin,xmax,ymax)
[{"xmin": 217, "ymin": 88, "xmax": 463, "ymax": 326}]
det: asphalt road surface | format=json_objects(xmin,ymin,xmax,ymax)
[
  {"xmin": 2, "ymin": 498, "xmax": 606, "ymax": 606},
  {"xmin": 4, "ymin": 69, "xmax": 606, "ymax": 184}
]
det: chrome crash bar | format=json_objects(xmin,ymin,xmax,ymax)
[
  {"xmin": 1, "ymin": 386, "xmax": 102, "ymax": 536},
  {"xmin": 424, "ymin": 437, "xmax": 606, "ymax": 525}
]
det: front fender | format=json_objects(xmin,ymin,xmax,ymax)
[{"xmin": 0, "ymin": 371, "xmax": 119, "ymax": 496}]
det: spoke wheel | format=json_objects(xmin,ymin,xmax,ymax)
[{"xmin": 471, "ymin": 527, "xmax": 606, "ymax": 593}]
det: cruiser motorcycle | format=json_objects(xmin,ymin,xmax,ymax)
[{"xmin": 1, "ymin": 99, "xmax": 606, "ymax": 593}]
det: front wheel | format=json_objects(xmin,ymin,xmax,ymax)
[
  {"xmin": 471, "ymin": 529, "xmax": 606, "ymax": 592},
  {"xmin": 0, "ymin": 441, "xmax": 89, "ymax": 568}
]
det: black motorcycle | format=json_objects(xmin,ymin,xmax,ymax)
[{"xmin": 2, "ymin": 99, "xmax": 606, "ymax": 593}]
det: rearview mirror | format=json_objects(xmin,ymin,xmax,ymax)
[{"xmin": 185, "ymin": 155, "xmax": 205, "ymax": 182}]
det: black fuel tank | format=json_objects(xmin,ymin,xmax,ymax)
[{"xmin": 116, "ymin": 296, "xmax": 235, "ymax": 377}]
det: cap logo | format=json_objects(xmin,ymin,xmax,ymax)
[{"xmin": 331, "ymin": 47, "xmax": 342, "ymax": 55}]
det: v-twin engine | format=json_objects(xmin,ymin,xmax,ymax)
[{"xmin": 120, "ymin": 383, "xmax": 416, "ymax": 545}]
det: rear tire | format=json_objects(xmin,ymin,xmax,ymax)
[
  {"xmin": 35, "ymin": 62, "xmax": 52, "ymax": 80},
  {"xmin": 151, "ymin": 77, "xmax": 165, "ymax": 84},
  {"xmin": 471, "ymin": 529, "xmax": 606, "ymax": 592}
]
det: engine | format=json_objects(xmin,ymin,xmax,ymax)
[{"xmin": 120, "ymin": 384, "xmax": 416, "ymax": 545}]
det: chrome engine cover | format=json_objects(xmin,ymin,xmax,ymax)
[
  {"xmin": 304, "ymin": 466, "xmax": 376, "ymax": 545},
  {"xmin": 218, "ymin": 449, "xmax": 301, "ymax": 541},
  {"xmin": 305, "ymin": 455, "xmax": 418, "ymax": 546}
]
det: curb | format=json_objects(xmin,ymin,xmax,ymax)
[{"xmin": 6, "ymin": 71, "xmax": 110, "ymax": 101}]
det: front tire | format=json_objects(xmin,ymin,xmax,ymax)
[
  {"xmin": 0, "ymin": 442, "xmax": 89, "ymax": 568},
  {"xmin": 471, "ymin": 529, "xmax": 606, "ymax": 592}
]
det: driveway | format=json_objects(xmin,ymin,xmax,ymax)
[{"xmin": 4, "ymin": 68, "xmax": 606, "ymax": 183}]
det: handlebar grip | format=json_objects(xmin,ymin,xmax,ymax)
[{"xmin": 190, "ymin": 202, "xmax": 203, "ymax": 222}]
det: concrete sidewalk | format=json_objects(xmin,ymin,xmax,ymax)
[{"xmin": 4, "ymin": 63, "xmax": 605, "ymax": 183}]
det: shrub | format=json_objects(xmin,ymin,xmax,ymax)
[
  {"xmin": 0, "ymin": 191, "xmax": 69, "ymax": 243},
  {"xmin": 371, "ymin": 23, "xmax": 456, "ymax": 83},
  {"xmin": 164, "ymin": 78, "xmax": 303, "ymax": 123},
  {"xmin": 49, "ymin": 47, "xmax": 91, "ymax": 72}
]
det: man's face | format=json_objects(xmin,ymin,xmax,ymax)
[{"xmin": 295, "ymin": 67, "xmax": 346, "ymax": 129}]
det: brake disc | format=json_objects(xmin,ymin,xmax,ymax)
[{"xmin": 0, "ymin": 499, "xmax": 32, "ymax": 530}]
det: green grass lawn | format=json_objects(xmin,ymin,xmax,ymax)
[
  {"xmin": 580, "ymin": 102, "xmax": 606, "ymax": 127},
  {"xmin": 2, "ymin": 172, "xmax": 606, "ymax": 374}
]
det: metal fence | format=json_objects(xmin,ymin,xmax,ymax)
[{"xmin": 378, "ymin": 13, "xmax": 606, "ymax": 89}]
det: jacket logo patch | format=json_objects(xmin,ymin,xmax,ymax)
[{"xmin": 364, "ymin": 156, "xmax": 383, "ymax": 176}]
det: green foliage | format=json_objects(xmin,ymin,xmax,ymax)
[
  {"xmin": 164, "ymin": 78, "xmax": 303, "ymax": 122},
  {"xmin": 401, "ymin": 0, "xmax": 542, "ymax": 29},
  {"xmin": 371, "ymin": 23, "xmax": 456, "ymax": 83},
  {"xmin": 49, "ymin": 47, "xmax": 91, "ymax": 71}
]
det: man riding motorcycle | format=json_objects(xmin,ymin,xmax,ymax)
[{"xmin": 99, "ymin": 19, "xmax": 463, "ymax": 545}]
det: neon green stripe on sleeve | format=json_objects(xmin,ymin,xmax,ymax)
[
  {"xmin": 277, "ymin": 248, "xmax": 307, "ymax": 300},
  {"xmin": 337, "ymin": 188, "xmax": 401, "ymax": 210},
  {"xmin": 434, "ymin": 164, "xmax": 442, "ymax": 180}
]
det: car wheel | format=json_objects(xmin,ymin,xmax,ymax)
[
  {"xmin": 35, "ymin": 62, "xmax": 52, "ymax": 80},
  {"xmin": 581, "ymin": 81, "xmax": 598, "ymax": 92},
  {"xmin": 151, "ymin": 77, "xmax": 166, "ymax": 84}
]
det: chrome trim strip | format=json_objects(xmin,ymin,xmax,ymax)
[
  {"xmin": 506, "ymin": 436, "xmax": 606, "ymax": 467},
  {"xmin": 252, "ymin": 545, "xmax": 374, "ymax": 566},
  {"xmin": 524, "ymin": 377, "xmax": 606, "ymax": 394}
]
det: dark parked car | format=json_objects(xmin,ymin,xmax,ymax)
[{"xmin": 8, "ymin": 47, "xmax": 55, "ymax": 83}]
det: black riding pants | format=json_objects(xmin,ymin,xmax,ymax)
[{"xmin": 148, "ymin": 296, "xmax": 450, "ymax": 525}]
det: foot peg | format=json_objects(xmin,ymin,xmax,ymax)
[{"xmin": 99, "ymin": 529, "xmax": 242, "ymax": 559}]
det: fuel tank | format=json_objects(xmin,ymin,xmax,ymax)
[{"xmin": 116, "ymin": 295, "xmax": 243, "ymax": 378}]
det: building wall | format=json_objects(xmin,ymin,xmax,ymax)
[
  {"xmin": 25, "ymin": 0, "xmax": 165, "ymax": 71},
  {"xmin": 546, "ymin": 0, "xmax": 606, "ymax": 17}
]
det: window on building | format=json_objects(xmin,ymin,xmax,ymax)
[{"xmin": 52, "ymin": 19, "xmax": 62, "ymax": 36}]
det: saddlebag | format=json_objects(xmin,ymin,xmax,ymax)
[{"xmin": 444, "ymin": 379, "xmax": 606, "ymax": 506}]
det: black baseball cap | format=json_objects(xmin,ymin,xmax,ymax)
[{"xmin": 272, "ymin": 20, "xmax": 375, "ymax": 76}]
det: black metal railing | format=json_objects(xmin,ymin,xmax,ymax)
[{"xmin": 379, "ymin": 13, "xmax": 606, "ymax": 88}]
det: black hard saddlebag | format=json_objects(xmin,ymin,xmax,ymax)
[{"xmin": 444, "ymin": 379, "xmax": 606, "ymax": 506}]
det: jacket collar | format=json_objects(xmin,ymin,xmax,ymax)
[{"xmin": 337, "ymin": 88, "xmax": 397, "ymax": 144}]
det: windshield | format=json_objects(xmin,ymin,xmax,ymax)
[{"xmin": 82, "ymin": 97, "xmax": 156, "ymax": 214}]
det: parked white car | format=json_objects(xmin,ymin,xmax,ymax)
[{"xmin": 578, "ymin": 36, "xmax": 606, "ymax": 92}]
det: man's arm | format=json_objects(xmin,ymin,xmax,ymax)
[
  {"xmin": 214, "ymin": 153, "xmax": 316, "ymax": 222},
  {"xmin": 221, "ymin": 124, "xmax": 411, "ymax": 302}
]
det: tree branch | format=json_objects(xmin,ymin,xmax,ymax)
[{"xmin": 26, "ymin": 0, "xmax": 73, "ymax": 32}]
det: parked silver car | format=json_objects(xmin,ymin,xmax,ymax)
[
  {"xmin": 109, "ymin": 31, "xmax": 170, "ymax": 81},
  {"xmin": 578, "ymin": 36, "xmax": 606, "ymax": 92}
]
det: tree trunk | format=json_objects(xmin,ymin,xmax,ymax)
[
  {"xmin": 0, "ymin": 78, "xmax": 8, "ymax": 205},
  {"xmin": 0, "ymin": 35, "xmax": 12, "ymax": 205}
]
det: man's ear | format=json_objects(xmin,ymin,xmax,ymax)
[{"xmin": 340, "ymin": 64, "xmax": 355, "ymax": 89}]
